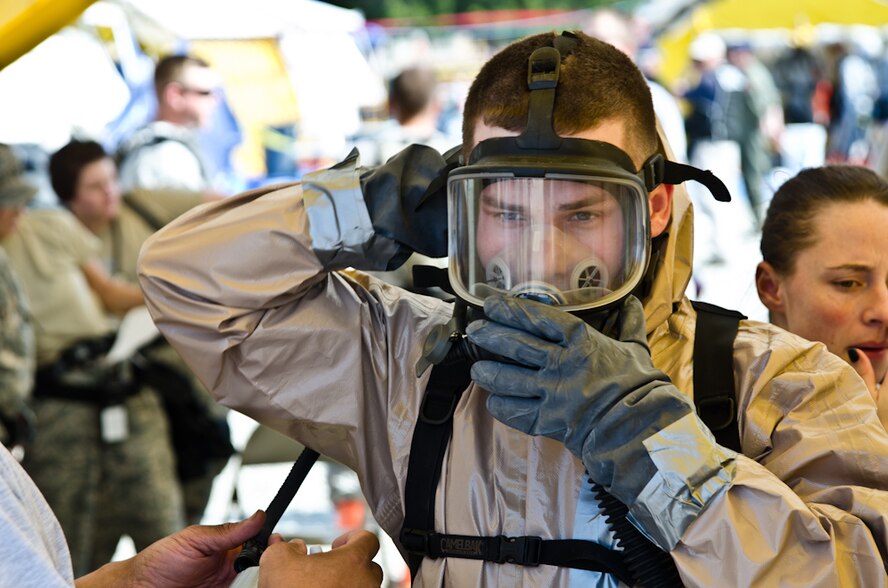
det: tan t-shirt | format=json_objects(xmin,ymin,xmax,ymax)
[{"xmin": 2, "ymin": 208, "xmax": 111, "ymax": 366}]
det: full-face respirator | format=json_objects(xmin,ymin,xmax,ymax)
[{"xmin": 417, "ymin": 31, "xmax": 730, "ymax": 375}]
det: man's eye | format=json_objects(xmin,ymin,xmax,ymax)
[
  {"xmin": 496, "ymin": 211, "xmax": 525, "ymax": 222},
  {"xmin": 572, "ymin": 210, "xmax": 602, "ymax": 222}
]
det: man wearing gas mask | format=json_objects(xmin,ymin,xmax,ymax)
[{"xmin": 139, "ymin": 32, "xmax": 888, "ymax": 586}]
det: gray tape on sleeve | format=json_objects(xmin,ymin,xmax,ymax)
[
  {"xmin": 302, "ymin": 152, "xmax": 400, "ymax": 270},
  {"xmin": 631, "ymin": 412, "xmax": 737, "ymax": 550}
]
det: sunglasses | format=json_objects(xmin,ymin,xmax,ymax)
[{"xmin": 177, "ymin": 84, "xmax": 216, "ymax": 97}]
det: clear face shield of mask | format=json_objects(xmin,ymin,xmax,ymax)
[{"xmin": 448, "ymin": 172, "xmax": 650, "ymax": 313}]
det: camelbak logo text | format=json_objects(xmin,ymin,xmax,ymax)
[{"xmin": 440, "ymin": 537, "xmax": 484, "ymax": 556}]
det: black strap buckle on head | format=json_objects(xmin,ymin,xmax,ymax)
[
  {"xmin": 518, "ymin": 46, "xmax": 561, "ymax": 150},
  {"xmin": 516, "ymin": 29, "xmax": 732, "ymax": 206},
  {"xmin": 641, "ymin": 153, "xmax": 666, "ymax": 191},
  {"xmin": 517, "ymin": 31, "xmax": 580, "ymax": 151}
]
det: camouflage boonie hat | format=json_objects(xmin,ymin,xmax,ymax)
[{"xmin": 0, "ymin": 144, "xmax": 36, "ymax": 208}]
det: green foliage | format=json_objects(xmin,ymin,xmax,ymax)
[{"xmin": 325, "ymin": 0, "xmax": 630, "ymax": 22}]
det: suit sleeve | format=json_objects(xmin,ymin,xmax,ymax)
[
  {"xmin": 137, "ymin": 182, "xmax": 451, "ymax": 533},
  {"xmin": 670, "ymin": 326, "xmax": 888, "ymax": 586}
]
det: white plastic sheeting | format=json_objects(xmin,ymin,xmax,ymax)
[{"xmin": 118, "ymin": 0, "xmax": 366, "ymax": 40}]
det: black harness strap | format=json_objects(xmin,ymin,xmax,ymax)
[
  {"xmin": 403, "ymin": 530, "xmax": 632, "ymax": 577},
  {"xmin": 400, "ymin": 360, "xmax": 470, "ymax": 575},
  {"xmin": 691, "ymin": 300, "xmax": 746, "ymax": 453}
]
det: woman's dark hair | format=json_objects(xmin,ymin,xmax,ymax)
[
  {"xmin": 761, "ymin": 165, "xmax": 888, "ymax": 274},
  {"xmin": 48, "ymin": 140, "xmax": 109, "ymax": 204}
]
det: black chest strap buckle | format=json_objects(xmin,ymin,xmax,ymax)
[{"xmin": 401, "ymin": 529, "xmax": 542, "ymax": 566}]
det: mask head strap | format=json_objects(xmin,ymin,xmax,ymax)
[
  {"xmin": 638, "ymin": 153, "xmax": 731, "ymax": 203},
  {"xmin": 516, "ymin": 31, "xmax": 579, "ymax": 151},
  {"xmin": 662, "ymin": 160, "xmax": 732, "ymax": 202}
]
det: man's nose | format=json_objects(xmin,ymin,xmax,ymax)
[{"xmin": 528, "ymin": 228, "xmax": 568, "ymax": 273}]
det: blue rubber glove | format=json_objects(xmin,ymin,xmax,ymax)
[{"xmin": 466, "ymin": 294, "xmax": 697, "ymax": 507}]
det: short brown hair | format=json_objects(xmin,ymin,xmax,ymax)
[
  {"xmin": 761, "ymin": 165, "xmax": 888, "ymax": 274},
  {"xmin": 462, "ymin": 31, "xmax": 657, "ymax": 166},
  {"xmin": 389, "ymin": 66, "xmax": 437, "ymax": 124}
]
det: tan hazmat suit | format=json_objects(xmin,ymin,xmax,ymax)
[{"xmin": 139, "ymin": 146, "xmax": 888, "ymax": 586}]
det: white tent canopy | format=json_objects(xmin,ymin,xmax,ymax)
[{"xmin": 118, "ymin": 0, "xmax": 366, "ymax": 41}]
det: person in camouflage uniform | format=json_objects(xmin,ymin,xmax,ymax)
[
  {"xmin": 0, "ymin": 250, "xmax": 35, "ymax": 451},
  {"xmin": 0, "ymin": 147, "xmax": 36, "ymax": 452},
  {"xmin": 0, "ymin": 143, "xmax": 184, "ymax": 577}
]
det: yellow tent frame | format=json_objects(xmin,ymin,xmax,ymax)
[{"xmin": 0, "ymin": 0, "xmax": 99, "ymax": 70}]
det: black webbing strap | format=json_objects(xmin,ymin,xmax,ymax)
[
  {"xmin": 400, "ymin": 360, "xmax": 471, "ymax": 576},
  {"xmin": 234, "ymin": 447, "xmax": 320, "ymax": 572},
  {"xmin": 400, "ymin": 358, "xmax": 634, "ymax": 584},
  {"xmin": 691, "ymin": 300, "xmax": 746, "ymax": 453},
  {"xmin": 399, "ymin": 530, "xmax": 634, "ymax": 583}
]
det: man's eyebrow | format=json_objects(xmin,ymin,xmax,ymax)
[
  {"xmin": 480, "ymin": 193, "xmax": 526, "ymax": 211},
  {"xmin": 480, "ymin": 189, "xmax": 613, "ymax": 211},
  {"xmin": 558, "ymin": 194, "xmax": 611, "ymax": 211}
]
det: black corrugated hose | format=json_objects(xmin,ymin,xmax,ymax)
[{"xmin": 592, "ymin": 480, "xmax": 684, "ymax": 588}]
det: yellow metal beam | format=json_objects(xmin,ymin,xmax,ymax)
[{"xmin": 0, "ymin": 0, "xmax": 98, "ymax": 70}]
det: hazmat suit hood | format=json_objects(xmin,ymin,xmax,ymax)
[{"xmin": 643, "ymin": 121, "xmax": 695, "ymax": 336}]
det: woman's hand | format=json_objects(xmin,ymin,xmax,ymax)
[{"xmin": 848, "ymin": 347, "xmax": 880, "ymax": 402}]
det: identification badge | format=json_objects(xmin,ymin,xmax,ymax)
[{"xmin": 101, "ymin": 405, "xmax": 129, "ymax": 443}]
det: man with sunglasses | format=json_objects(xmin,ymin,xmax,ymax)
[{"xmin": 117, "ymin": 54, "xmax": 221, "ymax": 195}]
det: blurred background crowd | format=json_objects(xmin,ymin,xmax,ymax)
[
  {"xmin": 3, "ymin": 0, "xmax": 888, "ymax": 585},
  {"xmin": 4, "ymin": 0, "xmax": 888, "ymax": 318}
]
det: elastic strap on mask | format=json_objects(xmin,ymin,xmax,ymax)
[
  {"xmin": 517, "ymin": 32, "xmax": 579, "ymax": 150},
  {"xmin": 641, "ymin": 152, "xmax": 732, "ymax": 203},
  {"xmin": 663, "ymin": 160, "xmax": 732, "ymax": 202}
]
